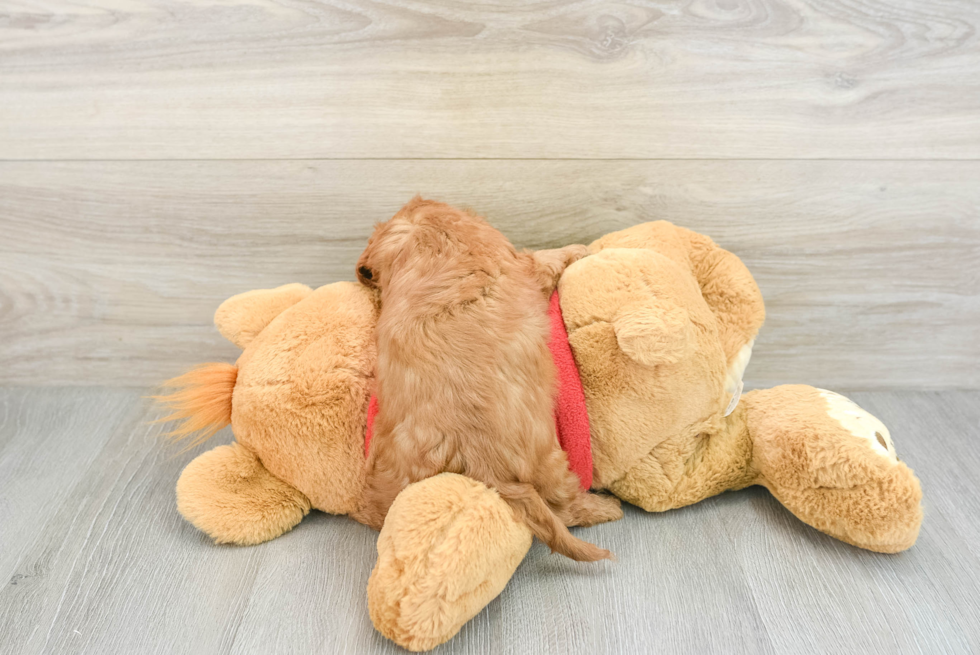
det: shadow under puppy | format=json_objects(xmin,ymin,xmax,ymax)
[{"xmin": 352, "ymin": 197, "xmax": 621, "ymax": 561}]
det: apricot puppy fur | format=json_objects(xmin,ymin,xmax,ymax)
[{"xmin": 352, "ymin": 198, "xmax": 621, "ymax": 561}]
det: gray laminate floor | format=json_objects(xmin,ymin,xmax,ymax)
[{"xmin": 1, "ymin": 389, "xmax": 978, "ymax": 654}]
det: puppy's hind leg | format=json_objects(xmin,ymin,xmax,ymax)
[
  {"xmin": 531, "ymin": 244, "xmax": 590, "ymax": 295},
  {"xmin": 352, "ymin": 461, "xmax": 406, "ymax": 531},
  {"xmin": 563, "ymin": 491, "xmax": 623, "ymax": 528}
]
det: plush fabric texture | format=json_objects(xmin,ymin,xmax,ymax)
[
  {"xmin": 176, "ymin": 442, "xmax": 311, "ymax": 545},
  {"xmin": 162, "ymin": 216, "xmax": 923, "ymax": 652},
  {"xmin": 228, "ymin": 281, "xmax": 378, "ymax": 515},
  {"xmin": 746, "ymin": 385, "xmax": 922, "ymax": 553},
  {"xmin": 367, "ymin": 474, "xmax": 533, "ymax": 652},
  {"xmin": 559, "ymin": 246, "xmax": 731, "ymax": 491},
  {"xmin": 588, "ymin": 221, "xmax": 765, "ymax": 367},
  {"xmin": 214, "ymin": 283, "xmax": 313, "ymax": 349},
  {"xmin": 363, "ymin": 291, "xmax": 593, "ymax": 490}
]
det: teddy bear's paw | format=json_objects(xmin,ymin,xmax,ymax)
[
  {"xmin": 747, "ymin": 385, "xmax": 923, "ymax": 553},
  {"xmin": 817, "ymin": 389, "xmax": 897, "ymax": 461},
  {"xmin": 176, "ymin": 442, "xmax": 310, "ymax": 546},
  {"xmin": 367, "ymin": 473, "xmax": 532, "ymax": 651}
]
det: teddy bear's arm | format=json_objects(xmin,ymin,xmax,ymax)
[{"xmin": 213, "ymin": 283, "xmax": 312, "ymax": 349}]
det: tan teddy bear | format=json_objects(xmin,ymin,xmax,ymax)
[{"xmin": 159, "ymin": 216, "xmax": 922, "ymax": 652}]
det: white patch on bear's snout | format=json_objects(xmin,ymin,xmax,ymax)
[{"xmin": 818, "ymin": 389, "xmax": 897, "ymax": 460}]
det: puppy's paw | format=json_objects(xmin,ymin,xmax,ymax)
[{"xmin": 562, "ymin": 243, "xmax": 590, "ymax": 267}]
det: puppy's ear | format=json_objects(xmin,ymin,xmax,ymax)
[
  {"xmin": 356, "ymin": 262, "xmax": 377, "ymax": 287},
  {"xmin": 357, "ymin": 219, "xmax": 413, "ymax": 288},
  {"xmin": 356, "ymin": 227, "xmax": 382, "ymax": 288}
]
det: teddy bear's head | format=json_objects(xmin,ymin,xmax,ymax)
[
  {"xmin": 557, "ymin": 247, "xmax": 732, "ymax": 492},
  {"xmin": 229, "ymin": 282, "xmax": 378, "ymax": 514}
]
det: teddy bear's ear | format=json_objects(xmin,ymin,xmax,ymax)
[
  {"xmin": 214, "ymin": 283, "xmax": 312, "ymax": 349},
  {"xmin": 613, "ymin": 301, "xmax": 695, "ymax": 368}
]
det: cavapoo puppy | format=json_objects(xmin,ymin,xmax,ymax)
[{"xmin": 353, "ymin": 197, "xmax": 621, "ymax": 561}]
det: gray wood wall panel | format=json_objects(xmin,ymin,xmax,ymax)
[
  {"xmin": 1, "ymin": 160, "xmax": 976, "ymax": 388},
  {"xmin": 1, "ymin": 0, "xmax": 978, "ymax": 159},
  {"xmin": 1, "ymin": 388, "xmax": 977, "ymax": 654}
]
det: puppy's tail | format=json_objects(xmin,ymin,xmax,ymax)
[
  {"xmin": 152, "ymin": 363, "xmax": 238, "ymax": 447},
  {"xmin": 496, "ymin": 482, "xmax": 612, "ymax": 562}
]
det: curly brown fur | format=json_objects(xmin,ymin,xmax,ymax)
[{"xmin": 351, "ymin": 198, "xmax": 620, "ymax": 561}]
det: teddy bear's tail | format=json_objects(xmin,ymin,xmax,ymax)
[
  {"xmin": 496, "ymin": 482, "xmax": 612, "ymax": 562},
  {"xmin": 153, "ymin": 363, "xmax": 238, "ymax": 447}
]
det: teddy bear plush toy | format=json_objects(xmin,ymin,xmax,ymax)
[{"xmin": 159, "ymin": 216, "xmax": 923, "ymax": 652}]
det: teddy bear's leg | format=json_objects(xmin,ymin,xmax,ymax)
[
  {"xmin": 368, "ymin": 473, "xmax": 533, "ymax": 652},
  {"xmin": 176, "ymin": 442, "xmax": 311, "ymax": 545},
  {"xmin": 744, "ymin": 386, "xmax": 923, "ymax": 553}
]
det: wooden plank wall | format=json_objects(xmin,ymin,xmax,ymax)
[{"xmin": 0, "ymin": 0, "xmax": 978, "ymax": 388}]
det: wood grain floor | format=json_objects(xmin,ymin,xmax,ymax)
[{"xmin": 0, "ymin": 388, "xmax": 977, "ymax": 654}]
